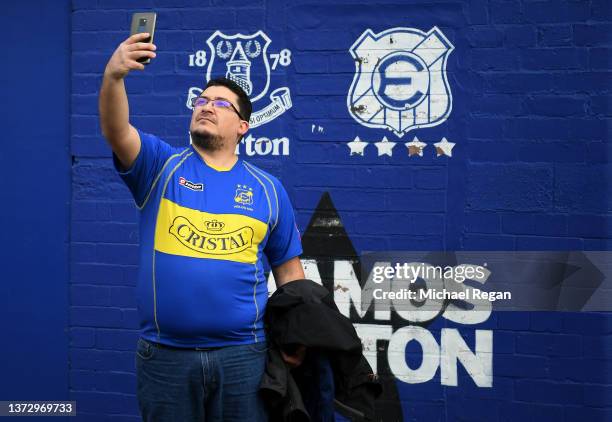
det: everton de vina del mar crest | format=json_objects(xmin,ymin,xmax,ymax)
[
  {"xmin": 348, "ymin": 26, "xmax": 453, "ymax": 135},
  {"xmin": 346, "ymin": 27, "xmax": 455, "ymax": 159}
]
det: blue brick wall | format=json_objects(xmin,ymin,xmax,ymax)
[
  {"xmin": 70, "ymin": 0, "xmax": 611, "ymax": 420},
  {"xmin": 1, "ymin": 0, "xmax": 71, "ymax": 406}
]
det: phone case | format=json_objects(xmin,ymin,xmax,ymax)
[{"xmin": 130, "ymin": 12, "xmax": 157, "ymax": 64}]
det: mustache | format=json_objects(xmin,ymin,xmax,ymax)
[{"xmin": 196, "ymin": 113, "xmax": 216, "ymax": 124}]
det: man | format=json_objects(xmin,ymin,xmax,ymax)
[{"xmin": 99, "ymin": 32, "xmax": 305, "ymax": 421}]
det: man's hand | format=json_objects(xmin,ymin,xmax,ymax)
[
  {"xmin": 281, "ymin": 345, "xmax": 306, "ymax": 369},
  {"xmin": 104, "ymin": 32, "xmax": 156, "ymax": 80}
]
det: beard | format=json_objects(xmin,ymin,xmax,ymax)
[{"xmin": 190, "ymin": 127, "xmax": 224, "ymax": 152}]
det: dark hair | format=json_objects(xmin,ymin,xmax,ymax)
[{"xmin": 205, "ymin": 77, "xmax": 252, "ymax": 122}]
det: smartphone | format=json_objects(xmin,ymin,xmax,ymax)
[{"xmin": 130, "ymin": 12, "xmax": 157, "ymax": 64}]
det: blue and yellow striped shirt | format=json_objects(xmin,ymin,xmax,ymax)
[{"xmin": 114, "ymin": 130, "xmax": 302, "ymax": 348}]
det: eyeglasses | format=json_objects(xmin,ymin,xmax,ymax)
[{"xmin": 191, "ymin": 97, "xmax": 245, "ymax": 120}]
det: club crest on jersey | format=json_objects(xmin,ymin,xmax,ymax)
[
  {"xmin": 186, "ymin": 31, "xmax": 293, "ymax": 129},
  {"xmin": 234, "ymin": 184, "xmax": 254, "ymax": 206},
  {"xmin": 178, "ymin": 176, "xmax": 204, "ymax": 191},
  {"xmin": 347, "ymin": 27, "xmax": 454, "ymax": 137}
]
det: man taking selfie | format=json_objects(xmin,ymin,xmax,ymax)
[{"xmin": 99, "ymin": 32, "xmax": 305, "ymax": 421}]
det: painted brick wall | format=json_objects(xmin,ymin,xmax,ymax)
[{"xmin": 70, "ymin": 0, "xmax": 611, "ymax": 421}]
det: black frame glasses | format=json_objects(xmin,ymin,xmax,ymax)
[{"xmin": 191, "ymin": 97, "xmax": 245, "ymax": 121}]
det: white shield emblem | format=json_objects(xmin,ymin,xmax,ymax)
[
  {"xmin": 347, "ymin": 27, "xmax": 454, "ymax": 137},
  {"xmin": 186, "ymin": 30, "xmax": 293, "ymax": 129},
  {"xmin": 206, "ymin": 31, "xmax": 271, "ymax": 102}
]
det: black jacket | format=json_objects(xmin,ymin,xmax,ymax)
[{"xmin": 260, "ymin": 279, "xmax": 382, "ymax": 421}]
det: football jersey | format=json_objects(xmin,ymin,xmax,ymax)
[{"xmin": 114, "ymin": 129, "xmax": 302, "ymax": 348}]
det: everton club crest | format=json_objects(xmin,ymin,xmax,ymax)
[
  {"xmin": 207, "ymin": 31, "xmax": 271, "ymax": 102},
  {"xmin": 186, "ymin": 30, "xmax": 292, "ymax": 129},
  {"xmin": 347, "ymin": 27, "xmax": 454, "ymax": 137}
]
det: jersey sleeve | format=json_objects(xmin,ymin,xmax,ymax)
[
  {"xmin": 264, "ymin": 181, "xmax": 303, "ymax": 267},
  {"xmin": 112, "ymin": 129, "xmax": 174, "ymax": 208}
]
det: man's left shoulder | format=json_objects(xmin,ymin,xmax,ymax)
[{"xmin": 241, "ymin": 160, "xmax": 285, "ymax": 190}]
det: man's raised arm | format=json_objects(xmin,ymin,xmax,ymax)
[{"xmin": 98, "ymin": 32, "xmax": 156, "ymax": 170}]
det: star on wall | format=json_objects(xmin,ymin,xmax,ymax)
[
  {"xmin": 434, "ymin": 137, "xmax": 455, "ymax": 157},
  {"xmin": 404, "ymin": 136, "xmax": 427, "ymax": 157},
  {"xmin": 374, "ymin": 136, "xmax": 396, "ymax": 157},
  {"xmin": 347, "ymin": 136, "xmax": 368, "ymax": 156}
]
